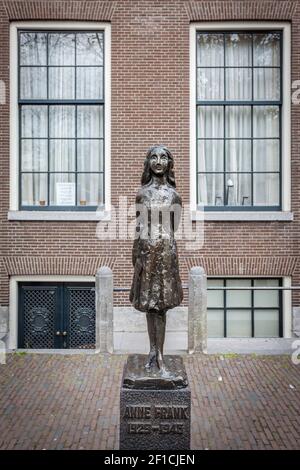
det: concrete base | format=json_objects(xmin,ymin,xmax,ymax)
[
  {"xmin": 114, "ymin": 331, "xmax": 296, "ymax": 355},
  {"xmin": 120, "ymin": 355, "xmax": 191, "ymax": 450},
  {"xmin": 0, "ymin": 306, "xmax": 9, "ymax": 352},
  {"xmin": 114, "ymin": 306, "xmax": 188, "ymax": 353},
  {"xmin": 207, "ymin": 338, "xmax": 297, "ymax": 355}
]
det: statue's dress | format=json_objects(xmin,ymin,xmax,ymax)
[{"xmin": 129, "ymin": 181, "xmax": 183, "ymax": 312}]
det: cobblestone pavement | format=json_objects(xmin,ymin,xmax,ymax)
[{"xmin": 0, "ymin": 353, "xmax": 299, "ymax": 450}]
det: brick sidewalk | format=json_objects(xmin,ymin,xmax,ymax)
[{"xmin": 0, "ymin": 353, "xmax": 299, "ymax": 450}]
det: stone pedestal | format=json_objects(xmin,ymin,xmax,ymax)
[{"xmin": 120, "ymin": 355, "xmax": 191, "ymax": 450}]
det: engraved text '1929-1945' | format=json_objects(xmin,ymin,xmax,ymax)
[{"xmin": 124, "ymin": 405, "xmax": 189, "ymax": 434}]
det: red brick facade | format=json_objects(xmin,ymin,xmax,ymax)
[{"xmin": 0, "ymin": 0, "xmax": 299, "ymax": 310}]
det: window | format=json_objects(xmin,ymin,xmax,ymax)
[
  {"xmin": 18, "ymin": 30, "xmax": 105, "ymax": 210},
  {"xmin": 195, "ymin": 30, "xmax": 283, "ymax": 211},
  {"xmin": 207, "ymin": 278, "xmax": 282, "ymax": 338}
]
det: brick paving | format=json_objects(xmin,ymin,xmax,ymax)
[{"xmin": 0, "ymin": 353, "xmax": 299, "ymax": 450}]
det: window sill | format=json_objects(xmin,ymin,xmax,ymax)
[
  {"xmin": 191, "ymin": 211, "xmax": 294, "ymax": 222},
  {"xmin": 7, "ymin": 210, "xmax": 111, "ymax": 222}
]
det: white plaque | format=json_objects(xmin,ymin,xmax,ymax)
[{"xmin": 56, "ymin": 182, "xmax": 75, "ymax": 206}]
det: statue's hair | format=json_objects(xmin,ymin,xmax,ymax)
[{"xmin": 141, "ymin": 145, "xmax": 176, "ymax": 187}]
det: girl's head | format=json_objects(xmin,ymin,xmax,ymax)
[{"xmin": 141, "ymin": 145, "xmax": 176, "ymax": 187}]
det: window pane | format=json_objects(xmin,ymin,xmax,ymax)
[
  {"xmin": 225, "ymin": 33, "xmax": 252, "ymax": 66},
  {"xmin": 227, "ymin": 310, "xmax": 252, "ymax": 337},
  {"xmin": 227, "ymin": 279, "xmax": 251, "ymax": 307},
  {"xmin": 21, "ymin": 106, "xmax": 48, "ymax": 138},
  {"xmin": 225, "ymin": 68, "xmax": 252, "ymax": 100},
  {"xmin": 197, "ymin": 68, "xmax": 224, "ymax": 101},
  {"xmin": 226, "ymin": 106, "xmax": 251, "ymax": 138},
  {"xmin": 226, "ymin": 173, "xmax": 252, "ymax": 206},
  {"xmin": 207, "ymin": 280, "xmax": 224, "ymax": 308},
  {"xmin": 20, "ymin": 67, "xmax": 47, "ymax": 99},
  {"xmin": 253, "ymin": 68, "xmax": 280, "ymax": 101},
  {"xmin": 253, "ymin": 106, "xmax": 279, "ymax": 138},
  {"xmin": 198, "ymin": 173, "xmax": 223, "ymax": 206},
  {"xmin": 254, "ymin": 279, "xmax": 279, "ymax": 308},
  {"xmin": 253, "ymin": 140, "xmax": 279, "ymax": 172},
  {"xmin": 197, "ymin": 106, "xmax": 224, "ymax": 138},
  {"xmin": 49, "ymin": 140, "xmax": 75, "ymax": 171},
  {"xmin": 49, "ymin": 106, "xmax": 75, "ymax": 138},
  {"xmin": 254, "ymin": 310, "xmax": 279, "ymax": 337},
  {"xmin": 208, "ymin": 310, "xmax": 224, "ymax": 337},
  {"xmin": 77, "ymin": 140, "xmax": 104, "ymax": 172},
  {"xmin": 253, "ymin": 173, "xmax": 279, "ymax": 206},
  {"xmin": 253, "ymin": 33, "xmax": 280, "ymax": 67},
  {"xmin": 197, "ymin": 33, "xmax": 224, "ymax": 67},
  {"xmin": 198, "ymin": 140, "xmax": 223, "ymax": 173},
  {"xmin": 76, "ymin": 67, "xmax": 103, "ymax": 100},
  {"xmin": 76, "ymin": 32, "xmax": 103, "ymax": 65},
  {"xmin": 50, "ymin": 173, "xmax": 75, "ymax": 206},
  {"xmin": 21, "ymin": 139, "xmax": 48, "ymax": 171},
  {"xmin": 77, "ymin": 106, "xmax": 103, "ymax": 138},
  {"xmin": 225, "ymin": 140, "xmax": 251, "ymax": 172},
  {"xmin": 49, "ymin": 67, "xmax": 75, "ymax": 100},
  {"xmin": 48, "ymin": 33, "xmax": 75, "ymax": 65},
  {"xmin": 77, "ymin": 173, "xmax": 103, "ymax": 206},
  {"xmin": 21, "ymin": 173, "xmax": 47, "ymax": 206},
  {"xmin": 19, "ymin": 32, "xmax": 47, "ymax": 65}
]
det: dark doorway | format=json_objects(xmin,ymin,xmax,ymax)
[{"xmin": 18, "ymin": 283, "xmax": 95, "ymax": 349}]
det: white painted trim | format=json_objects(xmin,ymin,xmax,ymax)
[
  {"xmin": 9, "ymin": 275, "xmax": 95, "ymax": 350},
  {"xmin": 189, "ymin": 24, "xmax": 197, "ymax": 214},
  {"xmin": 10, "ymin": 23, "xmax": 19, "ymax": 211},
  {"xmin": 208, "ymin": 274, "xmax": 290, "ymax": 279},
  {"xmin": 189, "ymin": 22, "xmax": 291, "ymax": 215},
  {"xmin": 9, "ymin": 21, "xmax": 111, "ymax": 214},
  {"xmin": 7, "ymin": 210, "xmax": 111, "ymax": 221},
  {"xmin": 283, "ymin": 276, "xmax": 292, "ymax": 338},
  {"xmin": 103, "ymin": 24, "xmax": 111, "ymax": 214},
  {"xmin": 191, "ymin": 211, "xmax": 293, "ymax": 222},
  {"xmin": 282, "ymin": 23, "xmax": 291, "ymax": 212}
]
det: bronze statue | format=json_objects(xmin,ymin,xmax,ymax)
[{"xmin": 130, "ymin": 145, "xmax": 183, "ymax": 372}]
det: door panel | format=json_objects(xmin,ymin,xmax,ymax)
[
  {"xmin": 65, "ymin": 285, "xmax": 96, "ymax": 349},
  {"xmin": 19, "ymin": 282, "xmax": 95, "ymax": 349},
  {"xmin": 19, "ymin": 285, "xmax": 59, "ymax": 348}
]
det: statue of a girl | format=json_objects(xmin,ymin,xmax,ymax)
[{"xmin": 129, "ymin": 145, "xmax": 183, "ymax": 372}]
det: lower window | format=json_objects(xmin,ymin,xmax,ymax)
[{"xmin": 207, "ymin": 278, "xmax": 282, "ymax": 338}]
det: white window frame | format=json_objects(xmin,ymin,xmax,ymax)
[
  {"xmin": 190, "ymin": 22, "xmax": 292, "ymax": 221},
  {"xmin": 207, "ymin": 275, "xmax": 292, "ymax": 338},
  {"xmin": 8, "ymin": 21, "xmax": 111, "ymax": 221}
]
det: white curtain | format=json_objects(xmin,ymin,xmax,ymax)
[
  {"xmin": 197, "ymin": 32, "xmax": 280, "ymax": 207},
  {"xmin": 49, "ymin": 106, "xmax": 75, "ymax": 205},
  {"xmin": 77, "ymin": 106, "xmax": 103, "ymax": 206},
  {"xmin": 20, "ymin": 32, "xmax": 104, "ymax": 207}
]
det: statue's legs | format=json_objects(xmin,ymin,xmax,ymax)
[
  {"xmin": 145, "ymin": 309, "xmax": 167, "ymax": 370},
  {"xmin": 145, "ymin": 311, "xmax": 156, "ymax": 369},
  {"xmin": 154, "ymin": 310, "xmax": 166, "ymax": 370}
]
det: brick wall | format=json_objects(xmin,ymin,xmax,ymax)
[{"xmin": 0, "ymin": 0, "xmax": 299, "ymax": 308}]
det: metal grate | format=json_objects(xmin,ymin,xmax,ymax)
[
  {"xmin": 23, "ymin": 288, "xmax": 56, "ymax": 348},
  {"xmin": 67, "ymin": 287, "xmax": 95, "ymax": 349}
]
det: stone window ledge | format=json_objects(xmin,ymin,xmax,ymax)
[
  {"xmin": 7, "ymin": 210, "xmax": 111, "ymax": 222},
  {"xmin": 8, "ymin": 210, "xmax": 293, "ymax": 222},
  {"xmin": 191, "ymin": 211, "xmax": 294, "ymax": 222}
]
